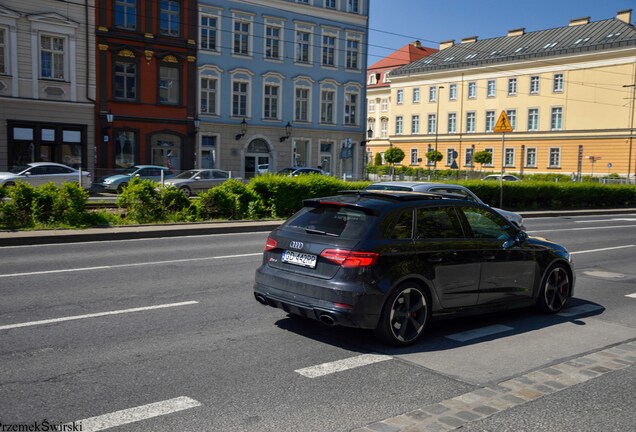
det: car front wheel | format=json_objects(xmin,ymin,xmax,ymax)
[
  {"xmin": 179, "ymin": 186, "xmax": 192, "ymax": 197},
  {"xmin": 538, "ymin": 263, "xmax": 571, "ymax": 313},
  {"xmin": 375, "ymin": 282, "xmax": 430, "ymax": 346}
]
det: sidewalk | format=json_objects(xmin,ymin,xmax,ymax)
[{"xmin": 0, "ymin": 208, "xmax": 634, "ymax": 247}]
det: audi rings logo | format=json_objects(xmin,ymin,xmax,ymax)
[{"xmin": 289, "ymin": 241, "xmax": 304, "ymax": 250}]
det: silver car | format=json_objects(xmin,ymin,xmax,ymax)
[
  {"xmin": 0, "ymin": 162, "xmax": 91, "ymax": 189},
  {"xmin": 164, "ymin": 169, "xmax": 239, "ymax": 197},
  {"xmin": 365, "ymin": 181, "xmax": 525, "ymax": 230}
]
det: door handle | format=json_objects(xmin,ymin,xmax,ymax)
[
  {"xmin": 483, "ymin": 254, "xmax": 496, "ymax": 261},
  {"xmin": 427, "ymin": 257, "xmax": 443, "ymax": 263}
]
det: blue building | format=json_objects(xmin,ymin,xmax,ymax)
[{"xmin": 196, "ymin": 0, "xmax": 369, "ymax": 178}]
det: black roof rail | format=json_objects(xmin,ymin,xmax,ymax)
[{"xmin": 339, "ymin": 189, "xmax": 445, "ymax": 201}]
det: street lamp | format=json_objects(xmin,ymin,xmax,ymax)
[
  {"xmin": 235, "ymin": 118, "xmax": 248, "ymax": 140},
  {"xmin": 102, "ymin": 110, "xmax": 114, "ymax": 143},
  {"xmin": 361, "ymin": 127, "xmax": 373, "ymax": 179},
  {"xmin": 279, "ymin": 121, "xmax": 292, "ymax": 143},
  {"xmin": 434, "ymin": 86, "xmax": 444, "ymax": 173}
]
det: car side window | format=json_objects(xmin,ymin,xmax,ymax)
[
  {"xmin": 29, "ymin": 167, "xmax": 47, "ymax": 175},
  {"xmin": 462, "ymin": 207, "xmax": 513, "ymax": 240},
  {"xmin": 388, "ymin": 209, "xmax": 414, "ymax": 240},
  {"xmin": 214, "ymin": 171, "xmax": 228, "ymax": 179},
  {"xmin": 416, "ymin": 207, "xmax": 463, "ymax": 239}
]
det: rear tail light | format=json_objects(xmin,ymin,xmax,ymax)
[
  {"xmin": 265, "ymin": 237, "xmax": 277, "ymax": 252},
  {"xmin": 320, "ymin": 249, "xmax": 379, "ymax": 268}
]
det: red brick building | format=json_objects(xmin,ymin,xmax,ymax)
[{"xmin": 95, "ymin": 0, "xmax": 197, "ymax": 175}]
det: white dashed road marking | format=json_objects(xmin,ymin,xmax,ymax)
[
  {"xmin": 445, "ymin": 324, "xmax": 513, "ymax": 342},
  {"xmin": 626, "ymin": 293, "xmax": 636, "ymax": 299},
  {"xmin": 0, "ymin": 301, "xmax": 199, "ymax": 331},
  {"xmin": 65, "ymin": 396, "xmax": 201, "ymax": 432},
  {"xmin": 295, "ymin": 354, "xmax": 392, "ymax": 378},
  {"xmin": 570, "ymin": 245, "xmax": 635, "ymax": 255}
]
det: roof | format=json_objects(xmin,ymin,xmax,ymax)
[
  {"xmin": 392, "ymin": 17, "xmax": 636, "ymax": 77},
  {"xmin": 369, "ymin": 42, "xmax": 437, "ymax": 70}
]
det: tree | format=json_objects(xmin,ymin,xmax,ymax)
[
  {"xmin": 473, "ymin": 150, "xmax": 492, "ymax": 170},
  {"xmin": 425, "ymin": 150, "xmax": 443, "ymax": 175},
  {"xmin": 374, "ymin": 152, "xmax": 383, "ymax": 166},
  {"xmin": 384, "ymin": 147, "xmax": 405, "ymax": 179}
]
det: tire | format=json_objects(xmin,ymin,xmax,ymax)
[
  {"xmin": 179, "ymin": 186, "xmax": 192, "ymax": 197},
  {"xmin": 537, "ymin": 263, "xmax": 571, "ymax": 313},
  {"xmin": 375, "ymin": 282, "xmax": 430, "ymax": 346},
  {"xmin": 3, "ymin": 182, "xmax": 15, "ymax": 187},
  {"xmin": 116, "ymin": 183, "xmax": 127, "ymax": 193}
]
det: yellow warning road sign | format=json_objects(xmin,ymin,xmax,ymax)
[{"xmin": 494, "ymin": 111, "xmax": 513, "ymax": 133}]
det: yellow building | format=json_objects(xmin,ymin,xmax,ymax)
[{"xmin": 367, "ymin": 9, "xmax": 636, "ymax": 179}]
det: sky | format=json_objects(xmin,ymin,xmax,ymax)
[{"xmin": 367, "ymin": 0, "xmax": 635, "ymax": 64}]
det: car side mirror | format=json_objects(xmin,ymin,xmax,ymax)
[
  {"xmin": 194, "ymin": 176, "xmax": 201, "ymax": 180},
  {"xmin": 134, "ymin": 173, "xmax": 141, "ymax": 177},
  {"xmin": 24, "ymin": 172, "xmax": 32, "ymax": 176}
]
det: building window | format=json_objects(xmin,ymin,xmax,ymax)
[
  {"xmin": 200, "ymin": 14, "xmax": 218, "ymax": 51},
  {"xmin": 368, "ymin": 73, "xmax": 377, "ymax": 85},
  {"xmin": 348, "ymin": 0, "xmax": 359, "ymax": 13},
  {"xmin": 553, "ymin": 73, "xmax": 564, "ymax": 92},
  {"xmin": 395, "ymin": 116, "xmax": 403, "ymax": 135},
  {"xmin": 505, "ymin": 148, "xmax": 515, "ymax": 167},
  {"xmin": 429, "ymin": 86, "xmax": 437, "ymax": 102},
  {"xmin": 447, "ymin": 113, "xmax": 457, "ymax": 133},
  {"xmin": 0, "ymin": 28, "xmax": 5, "ymax": 74},
  {"xmin": 427, "ymin": 114, "xmax": 436, "ymax": 134},
  {"xmin": 485, "ymin": 111, "xmax": 495, "ymax": 132},
  {"xmin": 487, "ymin": 80, "xmax": 496, "ymax": 97},
  {"xmin": 114, "ymin": 130, "xmax": 137, "ymax": 169},
  {"xmin": 380, "ymin": 118, "xmax": 388, "ymax": 138},
  {"xmin": 468, "ymin": 82, "xmax": 476, "ymax": 99},
  {"xmin": 484, "ymin": 148, "xmax": 494, "ymax": 166},
  {"xmin": 381, "ymin": 98, "xmax": 388, "ymax": 112},
  {"xmin": 232, "ymin": 81, "xmax": 249, "ymax": 117},
  {"xmin": 506, "ymin": 109, "xmax": 517, "ymax": 131},
  {"xmin": 320, "ymin": 89, "xmax": 335, "ymax": 124},
  {"xmin": 549, "ymin": 148, "xmax": 560, "ymax": 167},
  {"xmin": 265, "ymin": 25, "xmax": 281, "ymax": 60},
  {"xmin": 159, "ymin": 0, "xmax": 180, "ymax": 36},
  {"xmin": 344, "ymin": 91, "xmax": 358, "ymax": 125},
  {"xmin": 396, "ymin": 89, "xmax": 404, "ymax": 104},
  {"xmin": 264, "ymin": 84, "xmax": 279, "ymax": 119},
  {"xmin": 446, "ymin": 148, "xmax": 456, "ymax": 166},
  {"xmin": 466, "ymin": 112, "xmax": 476, "ymax": 133},
  {"xmin": 115, "ymin": 0, "xmax": 137, "ymax": 30},
  {"xmin": 530, "ymin": 76, "xmax": 540, "ymax": 94},
  {"xmin": 410, "ymin": 148, "xmax": 418, "ymax": 165},
  {"xmin": 40, "ymin": 35, "xmax": 65, "ymax": 80},
  {"xmin": 322, "ymin": 34, "xmax": 336, "ymax": 67},
  {"xmin": 114, "ymin": 61, "xmax": 137, "ymax": 100},
  {"xmin": 295, "ymin": 87, "xmax": 309, "ymax": 122},
  {"xmin": 368, "ymin": 99, "xmax": 375, "ymax": 113},
  {"xmin": 413, "ymin": 88, "xmax": 420, "ymax": 103},
  {"xmin": 233, "ymin": 20, "xmax": 250, "ymax": 56},
  {"xmin": 508, "ymin": 78, "xmax": 517, "ymax": 95},
  {"xmin": 449, "ymin": 83, "xmax": 457, "ymax": 100},
  {"xmin": 528, "ymin": 108, "xmax": 539, "ymax": 131},
  {"xmin": 200, "ymin": 77, "xmax": 217, "ymax": 115},
  {"xmin": 346, "ymin": 36, "xmax": 360, "ymax": 70},
  {"xmin": 296, "ymin": 30, "xmax": 310, "ymax": 63},
  {"xmin": 551, "ymin": 107, "xmax": 563, "ymax": 130},
  {"xmin": 325, "ymin": 0, "xmax": 336, "ymax": 8},
  {"xmin": 159, "ymin": 66, "xmax": 179, "ymax": 105},
  {"xmin": 465, "ymin": 147, "xmax": 474, "ymax": 166},
  {"xmin": 526, "ymin": 148, "xmax": 537, "ymax": 167},
  {"xmin": 411, "ymin": 115, "xmax": 420, "ymax": 134}
]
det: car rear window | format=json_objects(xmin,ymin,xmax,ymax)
[{"xmin": 285, "ymin": 205, "xmax": 373, "ymax": 239}]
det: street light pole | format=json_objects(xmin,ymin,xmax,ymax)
[{"xmin": 434, "ymin": 86, "xmax": 444, "ymax": 174}]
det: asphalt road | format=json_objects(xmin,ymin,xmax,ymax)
[{"xmin": 0, "ymin": 213, "xmax": 635, "ymax": 432}]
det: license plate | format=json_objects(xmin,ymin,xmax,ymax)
[{"xmin": 281, "ymin": 250, "xmax": 317, "ymax": 269}]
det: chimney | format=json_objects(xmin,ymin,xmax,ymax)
[
  {"xmin": 508, "ymin": 27, "xmax": 525, "ymax": 37},
  {"xmin": 439, "ymin": 39, "xmax": 455, "ymax": 50},
  {"xmin": 412, "ymin": 40, "xmax": 422, "ymax": 48},
  {"xmin": 616, "ymin": 9, "xmax": 632, "ymax": 24},
  {"xmin": 569, "ymin": 16, "xmax": 590, "ymax": 26},
  {"xmin": 461, "ymin": 36, "xmax": 478, "ymax": 44}
]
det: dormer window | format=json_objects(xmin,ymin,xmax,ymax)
[
  {"xmin": 543, "ymin": 42, "xmax": 558, "ymax": 49},
  {"xmin": 465, "ymin": 53, "xmax": 477, "ymax": 59}
]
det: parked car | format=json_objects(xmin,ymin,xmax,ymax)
[
  {"xmin": 365, "ymin": 181, "xmax": 525, "ymax": 230},
  {"xmin": 98, "ymin": 165, "xmax": 174, "ymax": 192},
  {"xmin": 163, "ymin": 169, "xmax": 239, "ymax": 197},
  {"xmin": 257, "ymin": 164, "xmax": 270, "ymax": 174},
  {"xmin": 483, "ymin": 174, "xmax": 521, "ymax": 181},
  {"xmin": 254, "ymin": 190, "xmax": 574, "ymax": 346},
  {"xmin": 277, "ymin": 167, "xmax": 324, "ymax": 176},
  {"xmin": 0, "ymin": 162, "xmax": 91, "ymax": 189}
]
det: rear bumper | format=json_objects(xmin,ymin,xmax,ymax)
[{"xmin": 253, "ymin": 265, "xmax": 383, "ymax": 329}]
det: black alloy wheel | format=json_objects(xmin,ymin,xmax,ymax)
[
  {"xmin": 180, "ymin": 186, "xmax": 192, "ymax": 197},
  {"xmin": 376, "ymin": 283, "xmax": 430, "ymax": 346},
  {"xmin": 538, "ymin": 264, "xmax": 571, "ymax": 313}
]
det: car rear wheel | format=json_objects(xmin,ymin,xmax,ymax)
[
  {"xmin": 179, "ymin": 186, "xmax": 192, "ymax": 197},
  {"xmin": 116, "ymin": 183, "xmax": 127, "ymax": 193},
  {"xmin": 538, "ymin": 263, "xmax": 571, "ymax": 313},
  {"xmin": 375, "ymin": 282, "xmax": 430, "ymax": 346}
]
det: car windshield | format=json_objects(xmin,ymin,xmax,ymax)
[
  {"xmin": 120, "ymin": 166, "xmax": 140, "ymax": 175},
  {"xmin": 175, "ymin": 170, "xmax": 199, "ymax": 179},
  {"xmin": 9, "ymin": 165, "xmax": 30, "ymax": 174},
  {"xmin": 285, "ymin": 205, "xmax": 373, "ymax": 239}
]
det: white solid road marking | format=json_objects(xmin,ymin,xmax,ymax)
[
  {"xmin": 445, "ymin": 324, "xmax": 513, "ymax": 342},
  {"xmin": 0, "ymin": 301, "xmax": 198, "ymax": 331},
  {"xmin": 527, "ymin": 225, "xmax": 636, "ymax": 234},
  {"xmin": 575, "ymin": 218, "xmax": 636, "ymax": 223},
  {"xmin": 570, "ymin": 245, "xmax": 635, "ymax": 255},
  {"xmin": 295, "ymin": 354, "xmax": 392, "ymax": 378},
  {"xmin": 626, "ymin": 293, "xmax": 636, "ymax": 299},
  {"xmin": 557, "ymin": 304, "xmax": 604, "ymax": 317},
  {"xmin": 65, "ymin": 396, "xmax": 201, "ymax": 432},
  {"xmin": 0, "ymin": 253, "xmax": 263, "ymax": 278}
]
